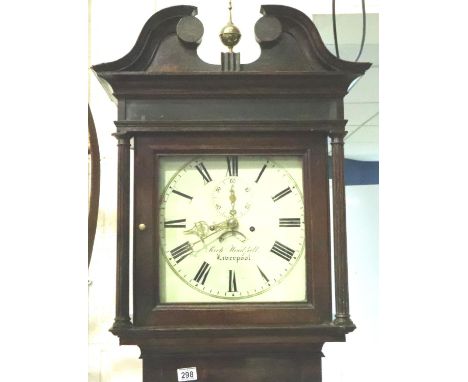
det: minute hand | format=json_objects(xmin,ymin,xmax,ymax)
[{"xmin": 229, "ymin": 184, "xmax": 237, "ymax": 216}]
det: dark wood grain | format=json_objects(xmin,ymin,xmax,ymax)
[
  {"xmin": 94, "ymin": 72, "xmax": 363, "ymax": 103},
  {"xmin": 88, "ymin": 105, "xmax": 100, "ymax": 266},
  {"xmin": 221, "ymin": 52, "xmax": 241, "ymax": 72},
  {"xmin": 111, "ymin": 133, "xmax": 132, "ymax": 331},
  {"xmin": 114, "ymin": 120, "xmax": 347, "ymax": 134},
  {"xmin": 141, "ymin": 350, "xmax": 323, "ymax": 382},
  {"xmin": 176, "ymin": 15, "xmax": 203, "ymax": 46},
  {"xmin": 330, "ymin": 132, "xmax": 355, "ymax": 330},
  {"xmin": 255, "ymin": 15, "xmax": 282, "ymax": 45}
]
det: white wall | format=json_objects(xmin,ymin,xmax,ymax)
[
  {"xmin": 88, "ymin": 1, "xmax": 158, "ymax": 379},
  {"xmin": 323, "ymin": 184, "xmax": 379, "ymax": 382}
]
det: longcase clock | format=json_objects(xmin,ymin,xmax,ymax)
[{"xmin": 93, "ymin": 5, "xmax": 370, "ymax": 382}]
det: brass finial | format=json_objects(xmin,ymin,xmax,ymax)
[{"xmin": 219, "ymin": 0, "xmax": 241, "ymax": 52}]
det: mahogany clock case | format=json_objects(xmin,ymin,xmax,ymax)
[{"xmin": 92, "ymin": 4, "xmax": 371, "ymax": 381}]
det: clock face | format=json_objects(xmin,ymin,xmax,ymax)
[{"xmin": 158, "ymin": 155, "xmax": 306, "ymax": 303}]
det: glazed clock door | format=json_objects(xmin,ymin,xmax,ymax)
[
  {"xmin": 158, "ymin": 155, "xmax": 307, "ymax": 303},
  {"xmin": 132, "ymin": 132, "xmax": 332, "ymax": 327}
]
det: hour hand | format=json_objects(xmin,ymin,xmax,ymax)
[
  {"xmin": 184, "ymin": 219, "xmax": 231, "ymax": 241},
  {"xmin": 184, "ymin": 221, "xmax": 211, "ymax": 241},
  {"xmin": 186, "ymin": 219, "xmax": 232, "ymax": 253}
]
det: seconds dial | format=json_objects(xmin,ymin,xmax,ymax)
[{"xmin": 159, "ymin": 155, "xmax": 306, "ymax": 301}]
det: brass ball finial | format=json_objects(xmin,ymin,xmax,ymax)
[{"xmin": 220, "ymin": 0, "xmax": 241, "ymax": 52}]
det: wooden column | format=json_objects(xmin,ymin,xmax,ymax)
[
  {"xmin": 330, "ymin": 131, "xmax": 355, "ymax": 329},
  {"xmin": 111, "ymin": 133, "xmax": 132, "ymax": 331}
]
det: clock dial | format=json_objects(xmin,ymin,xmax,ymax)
[{"xmin": 159, "ymin": 155, "xmax": 306, "ymax": 302}]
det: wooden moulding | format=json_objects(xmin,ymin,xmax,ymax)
[
  {"xmin": 115, "ymin": 324, "xmax": 347, "ymax": 350},
  {"xmin": 92, "ymin": 5, "xmax": 371, "ymax": 104},
  {"xmin": 330, "ymin": 131, "xmax": 355, "ymax": 330},
  {"xmin": 114, "ymin": 120, "xmax": 348, "ymax": 134},
  {"xmin": 91, "ymin": 4, "xmax": 371, "ymax": 74},
  {"xmin": 111, "ymin": 133, "xmax": 132, "ymax": 331}
]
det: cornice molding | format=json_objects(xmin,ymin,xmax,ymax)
[{"xmin": 91, "ymin": 5, "xmax": 371, "ymax": 103}]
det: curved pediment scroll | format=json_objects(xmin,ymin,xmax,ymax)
[
  {"xmin": 93, "ymin": 5, "xmax": 370, "ymax": 74},
  {"xmin": 246, "ymin": 5, "xmax": 370, "ymax": 75},
  {"xmin": 92, "ymin": 5, "xmax": 371, "ymax": 102},
  {"xmin": 92, "ymin": 5, "xmax": 217, "ymax": 73}
]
